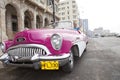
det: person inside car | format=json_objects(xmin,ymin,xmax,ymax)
[{"xmin": 73, "ymin": 22, "xmax": 80, "ymax": 31}]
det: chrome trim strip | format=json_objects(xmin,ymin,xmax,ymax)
[
  {"xmin": 31, "ymin": 53, "xmax": 70, "ymax": 61},
  {"xmin": 0, "ymin": 53, "xmax": 9, "ymax": 61},
  {"xmin": 5, "ymin": 62, "xmax": 34, "ymax": 68},
  {"xmin": 0, "ymin": 42, "xmax": 6, "ymax": 52},
  {"xmin": 39, "ymin": 54, "xmax": 70, "ymax": 60},
  {"xmin": 3, "ymin": 57, "xmax": 70, "ymax": 69}
]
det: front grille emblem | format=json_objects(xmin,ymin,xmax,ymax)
[{"xmin": 17, "ymin": 38, "xmax": 25, "ymax": 42}]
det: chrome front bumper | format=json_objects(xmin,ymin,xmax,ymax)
[{"xmin": 0, "ymin": 53, "xmax": 70, "ymax": 69}]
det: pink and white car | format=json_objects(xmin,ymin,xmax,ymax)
[{"xmin": 0, "ymin": 21, "xmax": 88, "ymax": 72}]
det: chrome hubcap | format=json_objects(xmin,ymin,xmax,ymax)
[{"xmin": 69, "ymin": 51, "xmax": 74, "ymax": 67}]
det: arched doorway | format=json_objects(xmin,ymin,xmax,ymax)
[
  {"xmin": 44, "ymin": 18, "xmax": 49, "ymax": 27},
  {"xmin": 24, "ymin": 10, "xmax": 33, "ymax": 29},
  {"xmin": 36, "ymin": 15, "xmax": 43, "ymax": 28},
  {"xmin": 5, "ymin": 4, "xmax": 18, "ymax": 40}
]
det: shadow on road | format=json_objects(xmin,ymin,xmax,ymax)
[
  {"xmin": 0, "ymin": 67, "xmax": 72, "ymax": 80},
  {"xmin": 0, "ymin": 56, "xmax": 85, "ymax": 80}
]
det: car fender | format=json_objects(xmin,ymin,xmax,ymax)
[{"xmin": 73, "ymin": 40, "xmax": 86, "ymax": 57}]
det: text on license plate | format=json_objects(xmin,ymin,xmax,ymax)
[{"xmin": 40, "ymin": 61, "xmax": 59, "ymax": 70}]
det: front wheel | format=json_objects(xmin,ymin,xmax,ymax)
[{"xmin": 62, "ymin": 51, "xmax": 74, "ymax": 73}]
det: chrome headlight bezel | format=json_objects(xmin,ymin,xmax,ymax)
[
  {"xmin": 0, "ymin": 42, "xmax": 6, "ymax": 52},
  {"xmin": 51, "ymin": 34, "xmax": 62, "ymax": 50}
]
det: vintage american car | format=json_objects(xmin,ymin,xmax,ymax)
[{"xmin": 0, "ymin": 21, "xmax": 88, "ymax": 72}]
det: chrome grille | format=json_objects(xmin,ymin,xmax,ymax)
[{"xmin": 8, "ymin": 47, "xmax": 47, "ymax": 57}]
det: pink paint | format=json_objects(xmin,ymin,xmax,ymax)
[{"xmin": 4, "ymin": 29, "xmax": 88, "ymax": 55}]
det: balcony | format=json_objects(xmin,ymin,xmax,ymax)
[
  {"xmin": 28, "ymin": 0, "xmax": 46, "ymax": 10},
  {"xmin": 27, "ymin": 0, "xmax": 60, "ymax": 19}
]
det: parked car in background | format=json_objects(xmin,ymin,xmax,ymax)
[
  {"xmin": 0, "ymin": 21, "xmax": 88, "ymax": 73},
  {"xmin": 116, "ymin": 33, "xmax": 120, "ymax": 37}
]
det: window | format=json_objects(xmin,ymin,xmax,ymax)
[
  {"xmin": 67, "ymin": 11, "xmax": 69, "ymax": 14},
  {"xmin": 68, "ymin": 16, "xmax": 70, "ymax": 19},
  {"xmin": 12, "ymin": 22, "xmax": 18, "ymax": 31},
  {"xmin": 41, "ymin": 0, "xmax": 44, "ymax": 4},
  {"xmin": 37, "ymin": 0, "xmax": 44, "ymax": 4},
  {"xmin": 12, "ymin": 15, "xmax": 18, "ymax": 32},
  {"xmin": 58, "ymin": 8, "xmax": 60, "ymax": 11},
  {"xmin": 62, "ymin": 17, "xmax": 65, "ymax": 20},
  {"xmin": 61, "ymin": 3, "xmax": 65, "ymax": 5},
  {"xmin": 12, "ymin": 15, "xmax": 17, "ymax": 20},
  {"xmin": 62, "ymin": 7, "xmax": 65, "ymax": 10},
  {"xmin": 72, "ymin": 1, "xmax": 75, "ymax": 3},
  {"xmin": 72, "ymin": 5, "xmax": 76, "ymax": 8},
  {"xmin": 47, "ymin": 0, "xmax": 52, "ymax": 5},
  {"xmin": 73, "ymin": 15, "xmax": 77, "ymax": 19},
  {"xmin": 73, "ymin": 10, "xmax": 76, "ymax": 13},
  {"xmin": 67, "ymin": 6, "xmax": 69, "ymax": 9},
  {"xmin": 62, "ymin": 12, "xmax": 65, "ymax": 15}
]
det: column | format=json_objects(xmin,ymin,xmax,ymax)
[
  {"xmin": 42, "ymin": 13, "xmax": 45, "ymax": 27},
  {"xmin": 32, "ymin": 11, "xmax": 36, "ymax": 29},
  {"xmin": 18, "ymin": 1, "xmax": 25, "ymax": 31},
  {"xmin": 18, "ymin": 9, "xmax": 24, "ymax": 31},
  {"xmin": 0, "ymin": 8, "xmax": 8, "ymax": 41}
]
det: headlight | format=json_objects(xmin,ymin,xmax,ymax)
[
  {"xmin": 0, "ymin": 42, "xmax": 6, "ymax": 52},
  {"xmin": 51, "ymin": 34, "xmax": 62, "ymax": 50}
]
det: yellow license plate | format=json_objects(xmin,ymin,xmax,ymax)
[{"xmin": 40, "ymin": 61, "xmax": 59, "ymax": 70}]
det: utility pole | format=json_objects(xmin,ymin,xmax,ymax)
[{"xmin": 52, "ymin": 0, "xmax": 55, "ymax": 23}]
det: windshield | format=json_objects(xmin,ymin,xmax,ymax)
[{"xmin": 54, "ymin": 21, "xmax": 73, "ymax": 30}]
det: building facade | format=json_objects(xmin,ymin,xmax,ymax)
[
  {"xmin": 80, "ymin": 19, "xmax": 88, "ymax": 34},
  {"xmin": 93, "ymin": 27, "xmax": 111, "ymax": 37},
  {"xmin": 58, "ymin": 0, "xmax": 80, "ymax": 27},
  {"xmin": 0, "ymin": 0, "xmax": 60, "ymax": 41}
]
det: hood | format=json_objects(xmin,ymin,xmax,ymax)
[
  {"xmin": 4, "ymin": 29, "xmax": 81, "ymax": 54},
  {"xmin": 11, "ymin": 29, "xmax": 78, "ymax": 46}
]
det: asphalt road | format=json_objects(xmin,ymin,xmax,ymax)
[{"xmin": 0, "ymin": 37, "xmax": 120, "ymax": 80}]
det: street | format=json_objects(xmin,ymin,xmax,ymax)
[{"xmin": 0, "ymin": 37, "xmax": 120, "ymax": 80}]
